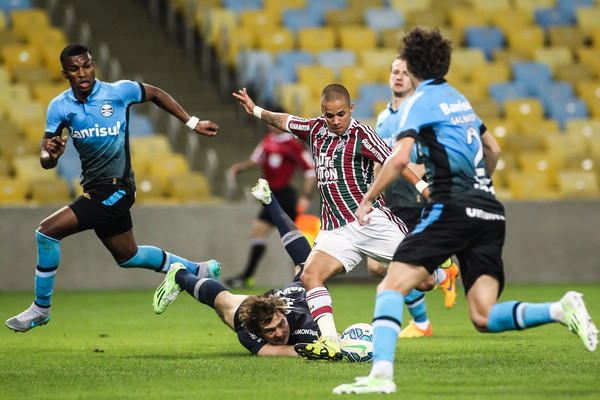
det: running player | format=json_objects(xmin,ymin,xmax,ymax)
[
  {"xmin": 6, "ymin": 44, "xmax": 220, "ymax": 333},
  {"xmin": 334, "ymin": 27, "xmax": 598, "ymax": 394},
  {"xmin": 153, "ymin": 179, "xmax": 320, "ymax": 356},
  {"xmin": 233, "ymin": 84, "xmax": 431, "ymax": 361}
]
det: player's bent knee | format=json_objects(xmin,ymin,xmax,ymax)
[{"xmin": 470, "ymin": 314, "xmax": 491, "ymax": 333}]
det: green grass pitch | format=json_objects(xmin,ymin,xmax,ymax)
[{"xmin": 1, "ymin": 282, "xmax": 599, "ymax": 399}]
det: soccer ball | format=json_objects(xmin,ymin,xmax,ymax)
[{"xmin": 340, "ymin": 323, "xmax": 374, "ymax": 362}]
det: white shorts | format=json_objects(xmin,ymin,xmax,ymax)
[{"xmin": 312, "ymin": 208, "xmax": 406, "ymax": 273}]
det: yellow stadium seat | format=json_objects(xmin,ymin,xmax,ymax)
[
  {"xmin": 257, "ymin": 27, "xmax": 295, "ymax": 53},
  {"xmin": 389, "ymin": 0, "xmax": 432, "ymax": 13},
  {"xmin": 325, "ymin": 8, "xmax": 364, "ymax": 26},
  {"xmin": 575, "ymin": 7, "xmax": 600, "ymax": 38},
  {"xmin": 300, "ymin": 99, "xmax": 323, "ymax": 120},
  {"xmin": 12, "ymin": 155, "xmax": 57, "ymax": 184},
  {"xmin": 340, "ymin": 66, "xmax": 375, "ymax": 99},
  {"xmin": 7, "ymin": 100, "xmax": 45, "ymax": 126},
  {"xmin": 298, "ymin": 27, "xmax": 336, "ymax": 55},
  {"xmin": 131, "ymin": 135, "xmax": 172, "ymax": 156},
  {"xmin": 372, "ymin": 100, "xmax": 389, "ymax": 117},
  {"xmin": 297, "ymin": 65, "xmax": 337, "ymax": 98},
  {"xmin": 30, "ymin": 177, "xmax": 73, "ymax": 204},
  {"xmin": 135, "ymin": 174, "xmax": 166, "ymax": 203},
  {"xmin": 0, "ymin": 135, "xmax": 39, "ymax": 163},
  {"xmin": 448, "ymin": 8, "xmax": 490, "ymax": 32},
  {"xmin": 221, "ymin": 27, "xmax": 256, "ymax": 68},
  {"xmin": 0, "ymin": 10, "xmax": 6, "ymax": 32},
  {"xmin": 470, "ymin": 99, "xmax": 501, "ymax": 121},
  {"xmin": 277, "ymin": 83, "xmax": 311, "ymax": 116},
  {"xmin": 565, "ymin": 119, "xmax": 600, "ymax": 153},
  {"xmin": 575, "ymin": 80, "xmax": 600, "ymax": 107},
  {"xmin": 404, "ymin": 9, "xmax": 445, "ymax": 29},
  {"xmin": 32, "ymin": 82, "xmax": 68, "ymax": 108},
  {"xmin": 503, "ymin": 98, "xmax": 545, "ymax": 124},
  {"xmin": 447, "ymin": 48, "xmax": 487, "ymax": 84},
  {"xmin": 545, "ymin": 133, "xmax": 588, "ymax": 162},
  {"xmin": 506, "ymin": 27, "xmax": 545, "ymax": 59},
  {"xmin": 557, "ymin": 170, "xmax": 600, "ymax": 198},
  {"xmin": 0, "ymin": 65, "xmax": 10, "ymax": 85},
  {"xmin": 147, "ymin": 153, "xmax": 191, "ymax": 187},
  {"xmin": 590, "ymin": 27, "xmax": 600, "ymax": 49},
  {"xmin": 508, "ymin": 171, "xmax": 560, "ymax": 200},
  {"xmin": 548, "ymin": 26, "xmax": 586, "ymax": 50},
  {"xmin": 575, "ymin": 48, "xmax": 600, "ymax": 77},
  {"xmin": 380, "ymin": 28, "xmax": 404, "ymax": 50},
  {"xmin": 357, "ymin": 48, "xmax": 397, "ymax": 71},
  {"xmin": 470, "ymin": 62, "xmax": 511, "ymax": 88},
  {"xmin": 263, "ymin": 0, "xmax": 306, "ymax": 13},
  {"xmin": 337, "ymin": 26, "xmax": 378, "ymax": 54},
  {"xmin": 516, "ymin": 119, "xmax": 561, "ymax": 138},
  {"xmin": 0, "ymin": 157, "xmax": 12, "ymax": 176},
  {"xmin": 239, "ymin": 9, "xmax": 281, "ymax": 31},
  {"xmin": 167, "ymin": 172, "xmax": 211, "ymax": 201},
  {"xmin": 199, "ymin": 7, "xmax": 236, "ymax": 47},
  {"xmin": 491, "ymin": 150, "xmax": 518, "ymax": 189},
  {"xmin": 518, "ymin": 150, "xmax": 564, "ymax": 186},
  {"xmin": 554, "ymin": 63, "xmax": 595, "ymax": 87},
  {"xmin": 513, "ymin": 0, "xmax": 556, "ymax": 12},
  {"xmin": 484, "ymin": 118, "xmax": 518, "ymax": 150},
  {"xmin": 471, "ymin": 0, "xmax": 511, "ymax": 10},
  {"xmin": 10, "ymin": 8, "xmax": 50, "ymax": 38},
  {"xmin": 533, "ymin": 47, "xmax": 574, "ymax": 74},
  {"xmin": 1, "ymin": 44, "xmax": 43, "ymax": 78},
  {"xmin": 0, "ymin": 177, "xmax": 29, "ymax": 205}
]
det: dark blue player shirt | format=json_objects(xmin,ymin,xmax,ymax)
[{"xmin": 236, "ymin": 281, "xmax": 320, "ymax": 355}]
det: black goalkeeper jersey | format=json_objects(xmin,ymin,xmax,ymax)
[{"xmin": 234, "ymin": 281, "xmax": 320, "ymax": 355}]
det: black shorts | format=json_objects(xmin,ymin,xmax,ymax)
[
  {"xmin": 257, "ymin": 185, "xmax": 298, "ymax": 224},
  {"xmin": 393, "ymin": 203, "xmax": 506, "ymax": 295},
  {"xmin": 390, "ymin": 206, "xmax": 424, "ymax": 231},
  {"xmin": 69, "ymin": 184, "xmax": 136, "ymax": 239}
]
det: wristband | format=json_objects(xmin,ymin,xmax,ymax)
[
  {"xmin": 186, "ymin": 116, "xmax": 199, "ymax": 130},
  {"xmin": 415, "ymin": 180, "xmax": 429, "ymax": 193},
  {"xmin": 253, "ymin": 106, "xmax": 264, "ymax": 119}
]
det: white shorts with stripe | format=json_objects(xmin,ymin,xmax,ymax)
[{"xmin": 312, "ymin": 207, "xmax": 407, "ymax": 273}]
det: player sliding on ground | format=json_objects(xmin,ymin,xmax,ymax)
[{"xmin": 153, "ymin": 179, "xmax": 323, "ymax": 357}]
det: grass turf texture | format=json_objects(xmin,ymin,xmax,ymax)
[{"xmin": 1, "ymin": 283, "xmax": 599, "ymax": 400}]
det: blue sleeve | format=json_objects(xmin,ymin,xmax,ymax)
[
  {"xmin": 44, "ymin": 98, "xmax": 65, "ymax": 137},
  {"xmin": 111, "ymin": 80, "xmax": 144, "ymax": 105}
]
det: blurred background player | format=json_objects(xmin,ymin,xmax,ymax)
[
  {"xmin": 226, "ymin": 107, "xmax": 315, "ymax": 288},
  {"xmin": 154, "ymin": 179, "xmax": 320, "ymax": 357},
  {"xmin": 335, "ymin": 27, "xmax": 598, "ymax": 394},
  {"xmin": 234, "ymin": 84, "xmax": 431, "ymax": 361},
  {"xmin": 6, "ymin": 44, "xmax": 220, "ymax": 333},
  {"xmin": 368, "ymin": 55, "xmax": 460, "ymax": 338}
]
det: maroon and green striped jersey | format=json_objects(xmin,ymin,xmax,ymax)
[{"xmin": 286, "ymin": 115, "xmax": 392, "ymax": 230}]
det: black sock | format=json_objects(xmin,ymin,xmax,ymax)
[
  {"xmin": 242, "ymin": 242, "xmax": 266, "ymax": 278},
  {"xmin": 176, "ymin": 269, "xmax": 228, "ymax": 309}
]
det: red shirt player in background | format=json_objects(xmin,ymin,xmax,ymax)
[{"xmin": 226, "ymin": 107, "xmax": 316, "ymax": 288}]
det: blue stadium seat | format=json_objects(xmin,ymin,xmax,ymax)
[
  {"xmin": 236, "ymin": 50, "xmax": 274, "ymax": 88},
  {"xmin": 222, "ymin": 0, "xmax": 263, "ymax": 14},
  {"xmin": 364, "ymin": 7, "xmax": 404, "ymax": 35},
  {"xmin": 557, "ymin": 0, "xmax": 594, "ymax": 12},
  {"xmin": 465, "ymin": 26, "xmax": 504, "ymax": 61},
  {"xmin": 488, "ymin": 82, "xmax": 529, "ymax": 111},
  {"xmin": 534, "ymin": 7, "xmax": 576, "ymax": 29},
  {"xmin": 511, "ymin": 61, "xmax": 553, "ymax": 97},
  {"xmin": 537, "ymin": 81, "xmax": 576, "ymax": 111},
  {"xmin": 276, "ymin": 50, "xmax": 314, "ymax": 81},
  {"xmin": 546, "ymin": 98, "xmax": 589, "ymax": 129},
  {"xmin": 358, "ymin": 83, "xmax": 390, "ymax": 104},
  {"xmin": 282, "ymin": 8, "xmax": 324, "ymax": 32},
  {"xmin": 56, "ymin": 140, "xmax": 82, "ymax": 191},
  {"xmin": 129, "ymin": 112, "xmax": 155, "ymax": 137},
  {"xmin": 307, "ymin": 0, "xmax": 347, "ymax": 13},
  {"xmin": 351, "ymin": 97, "xmax": 375, "ymax": 120},
  {"xmin": 0, "ymin": 0, "xmax": 31, "ymax": 15},
  {"xmin": 317, "ymin": 49, "xmax": 356, "ymax": 79}
]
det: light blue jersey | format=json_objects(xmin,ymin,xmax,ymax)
[
  {"xmin": 397, "ymin": 78, "xmax": 500, "ymax": 210},
  {"xmin": 45, "ymin": 79, "xmax": 143, "ymax": 188},
  {"xmin": 375, "ymin": 102, "xmax": 426, "ymax": 209}
]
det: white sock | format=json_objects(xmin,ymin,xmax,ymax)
[
  {"xmin": 316, "ymin": 314, "xmax": 339, "ymax": 343},
  {"xmin": 414, "ymin": 319, "xmax": 430, "ymax": 330},
  {"xmin": 549, "ymin": 301, "xmax": 564, "ymax": 322},
  {"xmin": 370, "ymin": 360, "xmax": 394, "ymax": 380},
  {"xmin": 434, "ymin": 268, "xmax": 447, "ymax": 285}
]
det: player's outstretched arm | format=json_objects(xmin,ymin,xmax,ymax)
[
  {"xmin": 257, "ymin": 344, "xmax": 300, "ymax": 357},
  {"xmin": 142, "ymin": 83, "xmax": 219, "ymax": 137},
  {"xmin": 233, "ymin": 88, "xmax": 290, "ymax": 132},
  {"xmin": 40, "ymin": 135, "xmax": 67, "ymax": 169}
]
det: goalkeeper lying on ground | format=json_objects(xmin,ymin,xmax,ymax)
[{"xmin": 153, "ymin": 179, "xmax": 321, "ymax": 357}]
